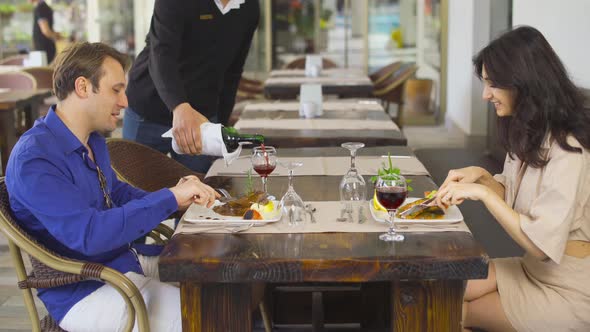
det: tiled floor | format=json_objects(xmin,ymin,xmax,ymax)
[{"xmin": 0, "ymin": 123, "xmax": 473, "ymax": 331}]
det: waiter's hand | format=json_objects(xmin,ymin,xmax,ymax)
[{"xmin": 172, "ymin": 103, "xmax": 209, "ymax": 155}]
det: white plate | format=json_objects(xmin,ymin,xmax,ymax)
[
  {"xmin": 183, "ymin": 200, "xmax": 282, "ymax": 226},
  {"xmin": 369, "ymin": 198, "xmax": 463, "ymax": 224}
]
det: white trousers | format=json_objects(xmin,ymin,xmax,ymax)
[{"xmin": 59, "ymin": 255, "xmax": 181, "ymax": 332}]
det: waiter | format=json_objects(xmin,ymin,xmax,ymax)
[
  {"xmin": 31, "ymin": 0, "xmax": 61, "ymax": 63},
  {"xmin": 124, "ymin": 0, "xmax": 259, "ymax": 173}
]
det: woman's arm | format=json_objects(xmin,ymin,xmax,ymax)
[
  {"xmin": 476, "ymin": 170, "xmax": 505, "ymax": 199},
  {"xmin": 479, "ymin": 187, "xmax": 546, "ymax": 259},
  {"xmin": 438, "ymin": 182, "xmax": 546, "ymax": 260}
]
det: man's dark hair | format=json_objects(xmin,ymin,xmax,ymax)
[{"xmin": 52, "ymin": 42, "xmax": 129, "ymax": 100}]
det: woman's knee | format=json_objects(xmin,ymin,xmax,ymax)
[
  {"xmin": 463, "ymin": 291, "xmax": 516, "ymax": 332},
  {"xmin": 464, "ymin": 261, "xmax": 497, "ymax": 301}
]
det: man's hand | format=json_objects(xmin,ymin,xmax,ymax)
[
  {"xmin": 169, "ymin": 177, "xmax": 220, "ymax": 210},
  {"xmin": 171, "ymin": 103, "xmax": 209, "ymax": 155}
]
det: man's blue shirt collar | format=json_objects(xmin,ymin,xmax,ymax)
[{"xmin": 43, "ymin": 105, "xmax": 103, "ymax": 156}]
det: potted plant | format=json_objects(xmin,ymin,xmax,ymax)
[{"xmin": 0, "ymin": 4, "xmax": 16, "ymax": 20}]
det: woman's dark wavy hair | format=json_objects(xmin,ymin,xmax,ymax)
[{"xmin": 473, "ymin": 26, "xmax": 590, "ymax": 168}]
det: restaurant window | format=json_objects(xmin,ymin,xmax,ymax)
[
  {"xmin": 95, "ymin": 0, "xmax": 134, "ymax": 57},
  {"xmin": 0, "ymin": 0, "xmax": 86, "ymax": 59}
]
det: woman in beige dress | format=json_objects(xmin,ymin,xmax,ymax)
[{"xmin": 434, "ymin": 26, "xmax": 590, "ymax": 332}]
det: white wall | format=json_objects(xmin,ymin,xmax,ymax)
[
  {"xmin": 445, "ymin": 0, "xmax": 490, "ymax": 135},
  {"xmin": 134, "ymin": 0, "xmax": 155, "ymax": 55},
  {"xmin": 86, "ymin": 0, "xmax": 100, "ymax": 42},
  {"xmin": 513, "ymin": 0, "xmax": 590, "ymax": 89}
]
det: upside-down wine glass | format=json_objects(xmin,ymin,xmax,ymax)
[{"xmin": 339, "ymin": 142, "xmax": 367, "ymax": 223}]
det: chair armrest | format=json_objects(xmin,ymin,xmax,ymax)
[{"xmin": 1, "ymin": 218, "xmax": 150, "ymax": 331}]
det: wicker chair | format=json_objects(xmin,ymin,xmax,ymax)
[
  {"xmin": 369, "ymin": 61, "xmax": 402, "ymax": 88},
  {"xmin": 0, "ymin": 54, "xmax": 27, "ymax": 65},
  {"xmin": 0, "ymin": 177, "xmax": 162, "ymax": 332},
  {"xmin": 0, "ymin": 71, "xmax": 37, "ymax": 90},
  {"xmin": 373, "ymin": 63, "xmax": 419, "ymax": 128},
  {"xmin": 106, "ymin": 139, "xmax": 206, "ymax": 192},
  {"xmin": 283, "ymin": 56, "xmax": 339, "ymax": 69},
  {"xmin": 22, "ymin": 67, "xmax": 53, "ymax": 89},
  {"xmin": 106, "ymin": 139, "xmax": 273, "ymax": 332},
  {"xmin": 22, "ymin": 67, "xmax": 57, "ymax": 118},
  {"xmin": 0, "ymin": 71, "xmax": 38, "ymax": 135}
]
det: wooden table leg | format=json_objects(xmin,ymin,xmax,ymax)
[
  {"xmin": 0, "ymin": 110, "xmax": 16, "ymax": 176},
  {"xmin": 180, "ymin": 282, "xmax": 252, "ymax": 332},
  {"xmin": 391, "ymin": 280, "xmax": 464, "ymax": 332}
]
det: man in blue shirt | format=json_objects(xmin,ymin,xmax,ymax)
[{"xmin": 6, "ymin": 42, "xmax": 218, "ymax": 331}]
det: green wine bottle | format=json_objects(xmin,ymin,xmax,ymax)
[{"xmin": 221, "ymin": 127, "xmax": 265, "ymax": 153}]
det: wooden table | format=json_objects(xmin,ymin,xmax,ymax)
[
  {"xmin": 240, "ymin": 99, "xmax": 386, "ymax": 121},
  {"xmin": 237, "ymin": 127, "xmax": 406, "ymax": 148},
  {"xmin": 264, "ymin": 76, "xmax": 374, "ymax": 100},
  {"xmin": 236, "ymin": 100, "xmax": 405, "ymax": 148},
  {"xmin": 269, "ymin": 68, "xmax": 366, "ymax": 78},
  {"xmin": 240, "ymin": 109, "xmax": 389, "ymax": 121},
  {"xmin": 159, "ymin": 146, "xmax": 489, "ymax": 331},
  {"xmin": 0, "ymin": 89, "xmax": 52, "ymax": 174}
]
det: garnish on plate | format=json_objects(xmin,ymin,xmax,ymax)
[
  {"xmin": 245, "ymin": 168, "xmax": 254, "ymax": 195},
  {"xmin": 212, "ymin": 190, "xmax": 279, "ymax": 220},
  {"xmin": 370, "ymin": 153, "xmax": 413, "ymax": 192}
]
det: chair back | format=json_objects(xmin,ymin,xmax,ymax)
[
  {"xmin": 106, "ymin": 139, "xmax": 205, "ymax": 192},
  {"xmin": 0, "ymin": 71, "xmax": 37, "ymax": 90},
  {"xmin": 369, "ymin": 61, "xmax": 403, "ymax": 87},
  {"xmin": 0, "ymin": 55, "xmax": 27, "ymax": 65},
  {"xmin": 283, "ymin": 56, "xmax": 339, "ymax": 69},
  {"xmin": 22, "ymin": 67, "xmax": 54, "ymax": 89},
  {"xmin": 372, "ymin": 63, "xmax": 419, "ymax": 128},
  {"xmin": 373, "ymin": 63, "xmax": 418, "ymax": 97}
]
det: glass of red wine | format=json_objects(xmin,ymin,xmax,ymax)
[
  {"xmin": 251, "ymin": 145, "xmax": 277, "ymax": 194},
  {"xmin": 375, "ymin": 174, "xmax": 408, "ymax": 242}
]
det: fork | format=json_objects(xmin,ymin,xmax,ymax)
[
  {"xmin": 305, "ymin": 204, "xmax": 317, "ymax": 223},
  {"xmin": 398, "ymin": 196, "xmax": 437, "ymax": 218}
]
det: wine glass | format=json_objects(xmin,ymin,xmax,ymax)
[
  {"xmin": 375, "ymin": 174, "xmax": 408, "ymax": 242},
  {"xmin": 339, "ymin": 142, "xmax": 367, "ymax": 223},
  {"xmin": 251, "ymin": 146, "xmax": 277, "ymax": 194},
  {"xmin": 279, "ymin": 161, "xmax": 305, "ymax": 229}
]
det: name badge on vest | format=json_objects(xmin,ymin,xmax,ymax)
[{"xmin": 199, "ymin": 14, "xmax": 213, "ymax": 20}]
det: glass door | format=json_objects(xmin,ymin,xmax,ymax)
[{"xmin": 268, "ymin": 0, "xmax": 367, "ymax": 70}]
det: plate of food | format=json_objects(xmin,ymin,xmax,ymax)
[
  {"xmin": 369, "ymin": 191, "xmax": 463, "ymax": 224},
  {"xmin": 183, "ymin": 191, "xmax": 282, "ymax": 226}
]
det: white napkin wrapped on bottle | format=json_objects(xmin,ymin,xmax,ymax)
[{"xmin": 161, "ymin": 122, "xmax": 242, "ymax": 165}]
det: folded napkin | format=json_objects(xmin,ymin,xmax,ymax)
[{"xmin": 161, "ymin": 122, "xmax": 241, "ymax": 165}]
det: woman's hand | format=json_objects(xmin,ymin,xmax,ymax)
[
  {"xmin": 435, "ymin": 182, "xmax": 490, "ymax": 208},
  {"xmin": 440, "ymin": 167, "xmax": 486, "ymax": 188}
]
